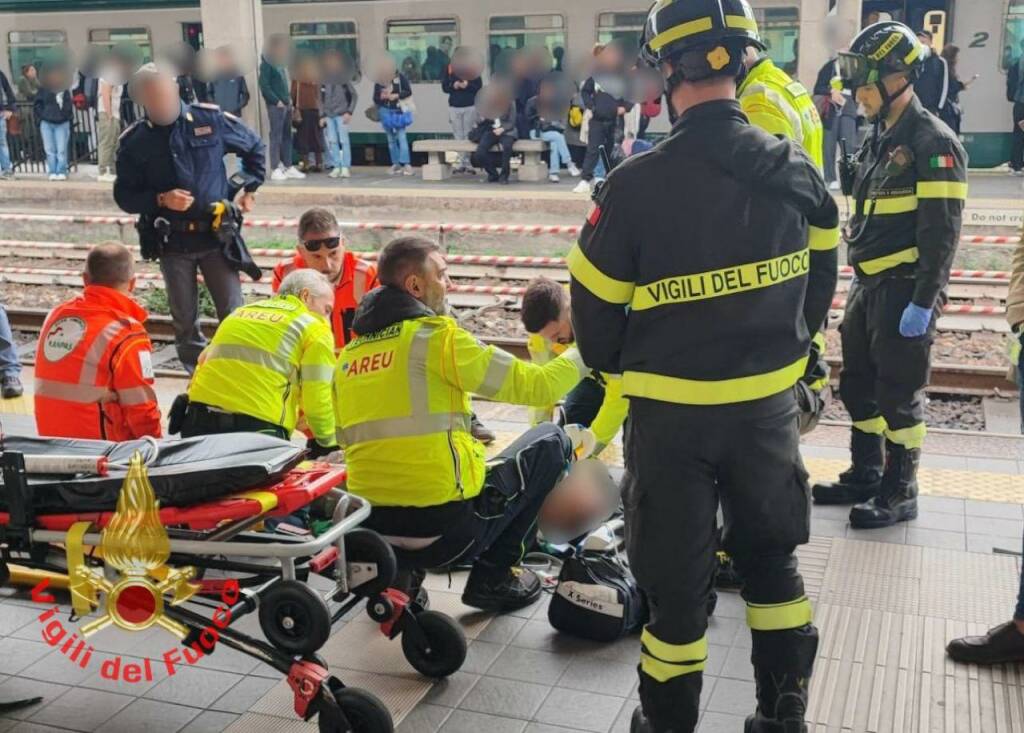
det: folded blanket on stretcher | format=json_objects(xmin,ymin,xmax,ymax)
[{"xmin": 0, "ymin": 434, "xmax": 305, "ymax": 514}]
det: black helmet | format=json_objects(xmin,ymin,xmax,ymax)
[
  {"xmin": 640, "ymin": 0, "xmax": 765, "ymax": 82},
  {"xmin": 837, "ymin": 21, "xmax": 926, "ymax": 91}
]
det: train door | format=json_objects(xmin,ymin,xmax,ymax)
[
  {"xmin": 861, "ymin": 1, "xmax": 950, "ymax": 35},
  {"xmin": 182, "ymin": 23, "xmax": 204, "ymax": 51}
]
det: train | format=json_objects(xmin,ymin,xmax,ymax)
[{"xmin": 0, "ymin": 0, "xmax": 1019, "ymax": 167}]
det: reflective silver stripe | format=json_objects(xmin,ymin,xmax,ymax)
[
  {"xmin": 560, "ymin": 347, "xmax": 589, "ymax": 378},
  {"xmin": 204, "ymin": 343, "xmax": 292, "ymax": 374},
  {"xmin": 279, "ymin": 313, "xmax": 316, "ymax": 358},
  {"xmin": 408, "ymin": 323, "xmax": 436, "ymax": 415},
  {"xmin": 79, "ymin": 320, "xmax": 129, "ymax": 385},
  {"xmin": 34, "ymin": 378, "xmax": 114, "ymax": 403},
  {"xmin": 116, "ymin": 385, "xmax": 157, "ymax": 406},
  {"xmin": 300, "ymin": 364, "xmax": 334, "ymax": 382},
  {"xmin": 476, "ymin": 348, "xmax": 515, "ymax": 398},
  {"xmin": 340, "ymin": 412, "xmax": 473, "ymax": 445}
]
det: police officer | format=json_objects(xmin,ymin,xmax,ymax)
[
  {"xmin": 811, "ymin": 22, "xmax": 967, "ymax": 530},
  {"xmin": 568, "ymin": 1, "xmax": 840, "ymax": 730},
  {"xmin": 113, "ymin": 63, "xmax": 265, "ymax": 373}
]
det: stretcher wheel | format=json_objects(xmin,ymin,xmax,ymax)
[
  {"xmin": 344, "ymin": 529, "xmax": 397, "ymax": 597},
  {"xmin": 320, "ymin": 686, "xmax": 394, "ymax": 733},
  {"xmin": 259, "ymin": 580, "xmax": 332, "ymax": 656},
  {"xmin": 401, "ymin": 610, "xmax": 467, "ymax": 678}
]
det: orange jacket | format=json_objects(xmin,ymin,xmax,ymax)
[
  {"xmin": 34, "ymin": 286, "xmax": 163, "ymax": 442},
  {"xmin": 272, "ymin": 251, "xmax": 379, "ymax": 351}
]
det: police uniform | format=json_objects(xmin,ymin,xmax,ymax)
[
  {"xmin": 811, "ymin": 22, "xmax": 967, "ymax": 530},
  {"xmin": 113, "ymin": 100, "xmax": 266, "ymax": 372},
  {"xmin": 569, "ymin": 2, "xmax": 840, "ymax": 731}
]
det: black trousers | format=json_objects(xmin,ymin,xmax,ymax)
[
  {"xmin": 582, "ymin": 119, "xmax": 616, "ymax": 181},
  {"xmin": 1012, "ymin": 102, "xmax": 1024, "ymax": 171},
  {"xmin": 562, "ymin": 376, "xmax": 605, "ymax": 427},
  {"xmin": 838, "ymin": 278, "xmax": 938, "ymax": 438},
  {"xmin": 364, "ymin": 423, "xmax": 572, "ymax": 572},
  {"xmin": 473, "ymin": 131, "xmax": 515, "ymax": 178},
  {"xmin": 624, "ymin": 391, "xmax": 815, "ymax": 732},
  {"xmin": 179, "ymin": 402, "xmax": 289, "ymax": 440}
]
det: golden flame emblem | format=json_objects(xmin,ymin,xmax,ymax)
[{"xmin": 67, "ymin": 453, "xmax": 199, "ymax": 638}]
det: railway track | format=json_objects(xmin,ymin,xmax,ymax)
[{"xmin": 5, "ymin": 306, "xmax": 1014, "ymax": 395}]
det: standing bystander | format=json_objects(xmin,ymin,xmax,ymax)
[
  {"xmin": 0, "ymin": 66, "xmax": 15, "ymax": 179},
  {"xmin": 442, "ymin": 47, "xmax": 483, "ymax": 174},
  {"xmin": 33, "ymin": 64, "xmax": 73, "ymax": 181},
  {"xmin": 320, "ymin": 50, "xmax": 358, "ymax": 179},
  {"xmin": 260, "ymin": 34, "xmax": 305, "ymax": 182},
  {"xmin": 0, "ymin": 305, "xmax": 23, "ymax": 398}
]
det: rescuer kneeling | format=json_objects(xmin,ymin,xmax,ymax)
[
  {"xmin": 334, "ymin": 237, "xmax": 590, "ymax": 612},
  {"xmin": 35, "ymin": 241, "xmax": 162, "ymax": 441},
  {"xmin": 178, "ymin": 269, "xmax": 338, "ymax": 455}
]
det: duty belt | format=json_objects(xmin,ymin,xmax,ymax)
[
  {"xmin": 185, "ymin": 402, "xmax": 289, "ymax": 440},
  {"xmin": 154, "ymin": 217, "xmax": 215, "ymax": 234}
]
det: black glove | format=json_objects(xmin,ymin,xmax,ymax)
[
  {"xmin": 167, "ymin": 393, "xmax": 190, "ymax": 435},
  {"xmin": 306, "ymin": 438, "xmax": 339, "ymax": 459}
]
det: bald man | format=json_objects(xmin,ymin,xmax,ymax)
[{"xmin": 35, "ymin": 242, "xmax": 162, "ymax": 441}]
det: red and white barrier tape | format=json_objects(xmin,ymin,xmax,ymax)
[{"xmin": 830, "ymin": 298, "xmax": 1005, "ymax": 316}]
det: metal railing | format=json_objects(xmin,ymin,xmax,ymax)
[{"xmin": 4, "ymin": 101, "xmax": 100, "ymax": 173}]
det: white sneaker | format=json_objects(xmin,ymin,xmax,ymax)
[
  {"xmin": 285, "ymin": 166, "xmax": 306, "ymax": 179},
  {"xmin": 271, "ymin": 167, "xmax": 287, "ymax": 182},
  {"xmin": 567, "ymin": 163, "xmax": 582, "ymax": 177},
  {"xmin": 548, "ymin": 173, "xmax": 560, "ymax": 183},
  {"xmin": 389, "ymin": 165, "xmax": 401, "ymax": 175},
  {"xmin": 328, "ymin": 167, "xmax": 342, "ymax": 179},
  {"xmin": 97, "ymin": 171, "xmax": 116, "ymax": 183},
  {"xmin": 828, "ymin": 180, "xmax": 840, "ymax": 191},
  {"xmin": 572, "ymin": 180, "xmax": 592, "ymax": 194},
  {"xmin": 341, "ymin": 167, "xmax": 351, "ymax": 179},
  {"xmin": 402, "ymin": 164, "xmax": 414, "ymax": 176},
  {"xmin": 56, "ymin": 173, "xmax": 68, "ymax": 181}
]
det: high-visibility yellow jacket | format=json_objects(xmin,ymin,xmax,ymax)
[
  {"xmin": 526, "ymin": 333, "xmax": 628, "ymax": 450},
  {"xmin": 335, "ymin": 287, "xmax": 589, "ymax": 508},
  {"xmin": 188, "ymin": 295, "xmax": 337, "ymax": 444},
  {"xmin": 739, "ymin": 57, "xmax": 824, "ymax": 170}
]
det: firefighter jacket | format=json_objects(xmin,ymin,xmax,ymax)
[
  {"xmin": 738, "ymin": 57, "xmax": 825, "ymax": 170},
  {"xmin": 569, "ymin": 99, "xmax": 840, "ymax": 406},
  {"xmin": 335, "ymin": 286, "xmax": 589, "ymax": 508},
  {"xmin": 526, "ymin": 333, "xmax": 628, "ymax": 448},
  {"xmin": 271, "ymin": 250, "xmax": 380, "ymax": 351},
  {"xmin": 188, "ymin": 294, "xmax": 336, "ymax": 444},
  {"xmin": 35, "ymin": 286, "xmax": 162, "ymax": 441},
  {"xmin": 846, "ymin": 94, "xmax": 967, "ymax": 309}
]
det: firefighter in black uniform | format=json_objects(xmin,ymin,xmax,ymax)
[
  {"xmin": 569, "ymin": 2, "xmax": 840, "ymax": 731},
  {"xmin": 810, "ymin": 22, "xmax": 967, "ymax": 530}
]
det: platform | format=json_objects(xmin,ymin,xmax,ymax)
[{"xmin": 3, "ymin": 378, "xmax": 1024, "ymax": 732}]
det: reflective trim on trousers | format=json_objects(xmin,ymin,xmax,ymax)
[
  {"xmin": 852, "ymin": 416, "xmax": 887, "ymax": 435},
  {"xmin": 886, "ymin": 421, "xmax": 926, "ymax": 449},
  {"xmin": 639, "ymin": 629, "xmax": 708, "ymax": 682},
  {"xmin": 746, "ymin": 596, "xmax": 814, "ymax": 631}
]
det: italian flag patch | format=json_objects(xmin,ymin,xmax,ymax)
[{"xmin": 930, "ymin": 154, "xmax": 955, "ymax": 169}]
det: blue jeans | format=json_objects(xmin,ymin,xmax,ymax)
[
  {"xmin": 40, "ymin": 120, "xmax": 70, "ymax": 175},
  {"xmin": 385, "ymin": 127, "xmax": 410, "ymax": 166},
  {"xmin": 0, "ymin": 115, "xmax": 11, "ymax": 173},
  {"xmin": 324, "ymin": 115, "xmax": 352, "ymax": 169},
  {"xmin": 531, "ymin": 129, "xmax": 572, "ymax": 174},
  {"xmin": 0, "ymin": 305, "xmax": 22, "ymax": 377}
]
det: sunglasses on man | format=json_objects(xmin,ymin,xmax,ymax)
[{"xmin": 301, "ymin": 236, "xmax": 342, "ymax": 252}]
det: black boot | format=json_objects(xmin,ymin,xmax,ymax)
[
  {"xmin": 849, "ymin": 441, "xmax": 919, "ymax": 529},
  {"xmin": 947, "ymin": 621, "xmax": 1024, "ymax": 665},
  {"xmin": 746, "ymin": 624, "xmax": 818, "ymax": 733},
  {"xmin": 462, "ymin": 564, "xmax": 542, "ymax": 612},
  {"xmin": 811, "ymin": 429, "xmax": 883, "ymax": 505}
]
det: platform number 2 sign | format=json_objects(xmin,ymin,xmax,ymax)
[{"xmin": 969, "ymin": 32, "xmax": 989, "ymax": 48}]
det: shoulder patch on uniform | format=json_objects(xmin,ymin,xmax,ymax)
[
  {"xmin": 138, "ymin": 350, "xmax": 154, "ymax": 380},
  {"xmin": 195, "ymin": 102, "xmax": 220, "ymax": 110},
  {"xmin": 42, "ymin": 317, "xmax": 86, "ymax": 362},
  {"xmin": 930, "ymin": 154, "xmax": 955, "ymax": 169}
]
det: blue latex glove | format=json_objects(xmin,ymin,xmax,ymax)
[{"xmin": 899, "ymin": 303, "xmax": 933, "ymax": 338}]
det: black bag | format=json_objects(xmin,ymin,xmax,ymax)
[{"xmin": 548, "ymin": 549, "xmax": 647, "ymax": 642}]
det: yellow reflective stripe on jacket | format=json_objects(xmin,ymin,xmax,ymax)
[
  {"xmin": 861, "ymin": 196, "xmax": 918, "ymax": 215},
  {"xmin": 640, "ymin": 630, "xmax": 707, "ymax": 682},
  {"xmin": 886, "ymin": 422, "xmax": 926, "ymax": 449},
  {"xmin": 623, "ymin": 356, "xmax": 808, "ymax": 406},
  {"xmin": 647, "ymin": 16, "xmax": 713, "ymax": 52},
  {"xmin": 631, "ymin": 250, "xmax": 808, "ymax": 311},
  {"xmin": 853, "ymin": 416, "xmax": 887, "ymax": 435},
  {"xmin": 747, "ymin": 597, "xmax": 814, "ymax": 631},
  {"xmin": 857, "ymin": 246, "xmax": 919, "ymax": 275},
  {"xmin": 567, "ymin": 243, "xmax": 634, "ymax": 305},
  {"xmin": 917, "ymin": 181, "xmax": 969, "ymax": 200},
  {"xmin": 808, "ymin": 225, "xmax": 840, "ymax": 252}
]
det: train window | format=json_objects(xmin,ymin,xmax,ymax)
[
  {"xmin": 488, "ymin": 15, "xmax": 566, "ymax": 74},
  {"xmin": 7, "ymin": 30, "xmax": 67, "ymax": 78},
  {"xmin": 385, "ymin": 19, "xmax": 457, "ymax": 83},
  {"xmin": 290, "ymin": 22, "xmax": 359, "ymax": 66},
  {"xmin": 597, "ymin": 12, "xmax": 647, "ymax": 54},
  {"xmin": 1003, "ymin": 0, "xmax": 1024, "ymax": 71},
  {"xmin": 754, "ymin": 7, "xmax": 800, "ymax": 77},
  {"xmin": 88, "ymin": 28, "xmax": 153, "ymax": 63}
]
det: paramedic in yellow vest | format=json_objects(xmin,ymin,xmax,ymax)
[
  {"xmin": 334, "ymin": 237, "xmax": 590, "ymax": 612},
  {"xmin": 182, "ymin": 269, "xmax": 338, "ymax": 455},
  {"xmin": 520, "ymin": 277, "xmax": 628, "ymax": 454}
]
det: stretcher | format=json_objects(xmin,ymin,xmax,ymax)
[{"xmin": 0, "ymin": 437, "xmax": 467, "ymax": 733}]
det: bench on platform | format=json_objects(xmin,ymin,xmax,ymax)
[{"xmin": 411, "ymin": 139, "xmax": 548, "ymax": 182}]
